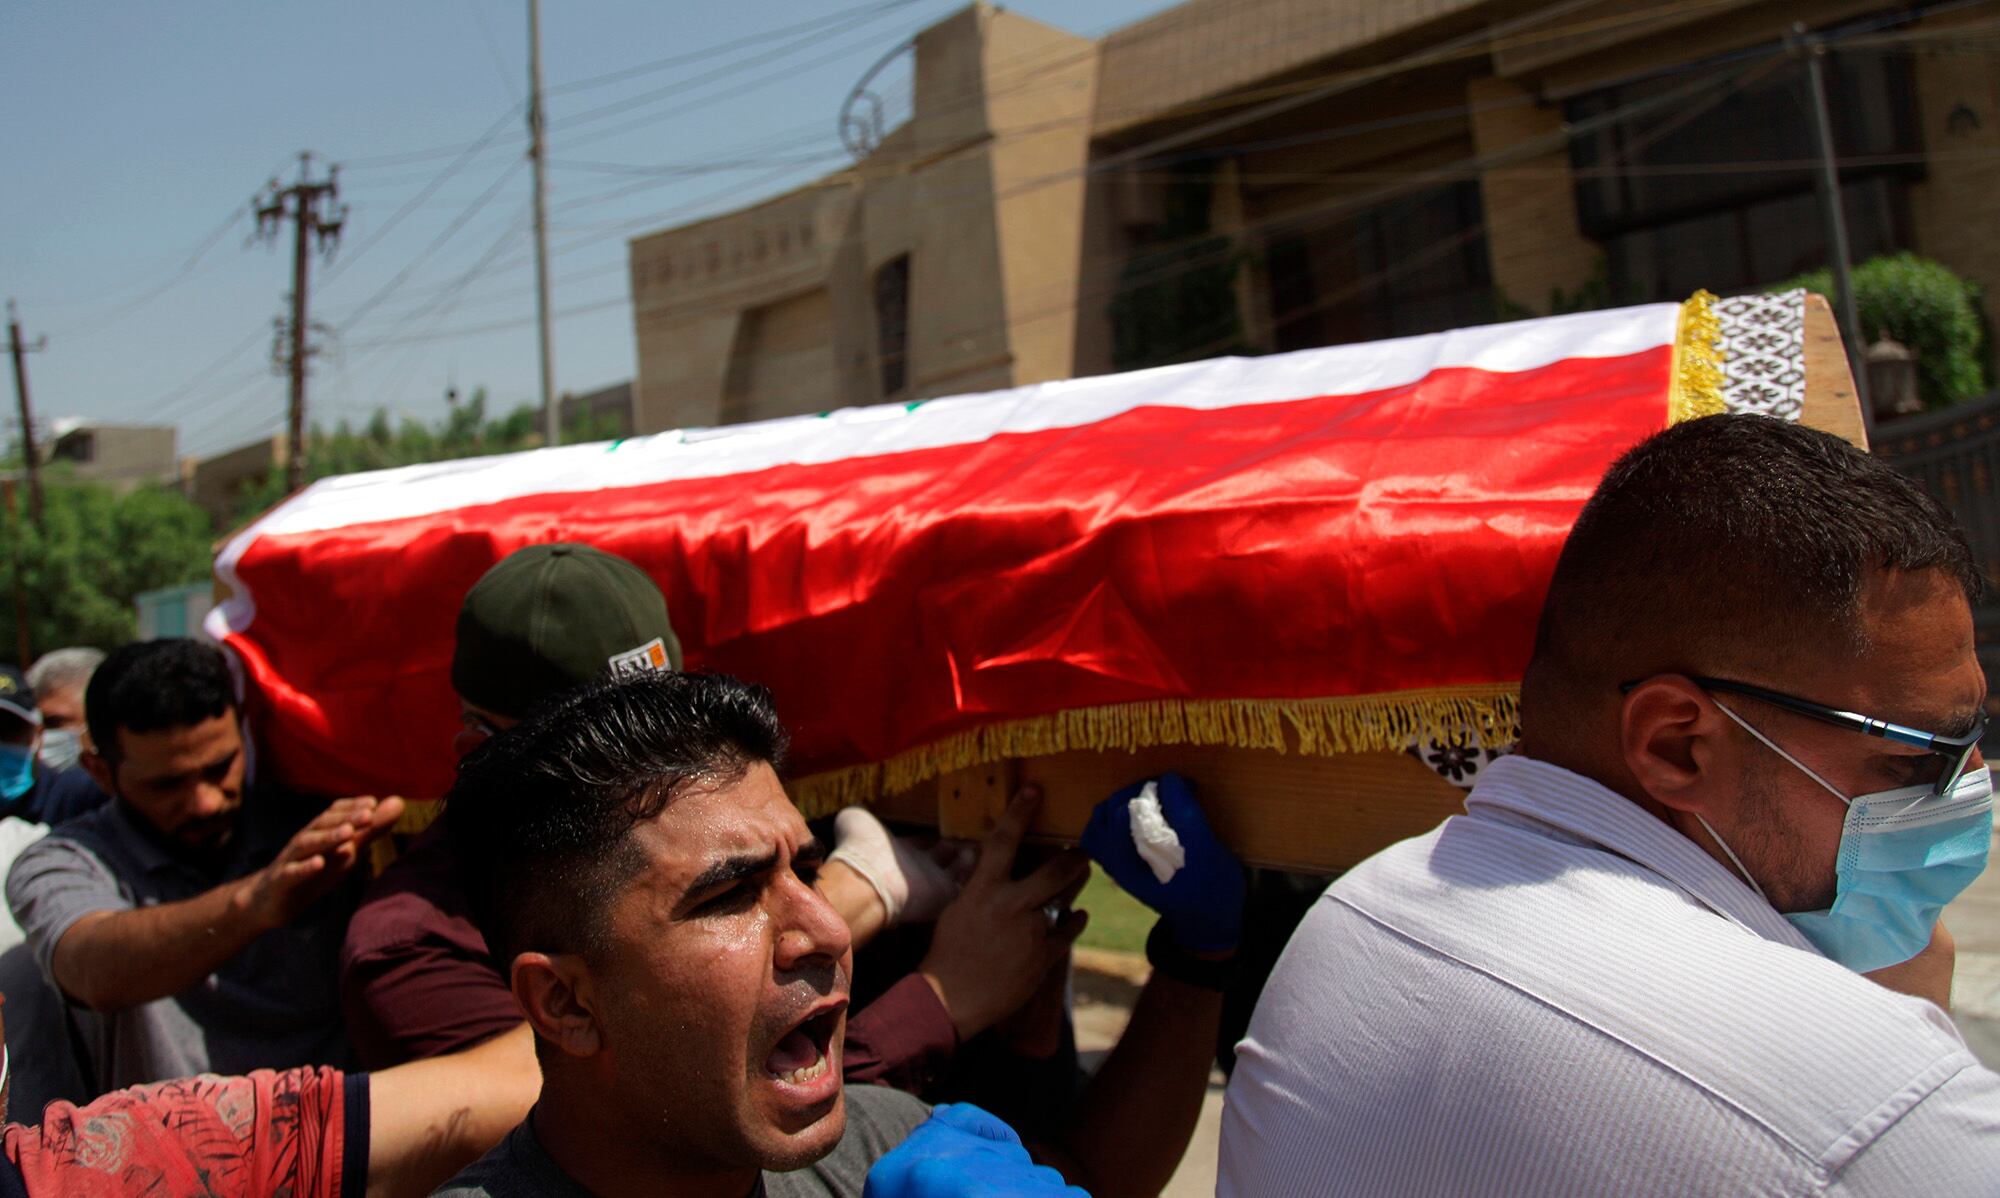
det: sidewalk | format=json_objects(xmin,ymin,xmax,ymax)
[
  {"xmin": 1073, "ymin": 949, "xmax": 1222, "ymax": 1198},
  {"xmin": 1945, "ymin": 822, "xmax": 2000, "ymax": 1068}
]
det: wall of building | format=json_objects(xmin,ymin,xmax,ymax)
[
  {"xmin": 46, "ymin": 424, "xmax": 178, "ymax": 491},
  {"xmin": 185, "ymin": 435, "xmax": 285, "ymax": 527},
  {"xmin": 1906, "ymin": 4, "xmax": 2000, "ymax": 324},
  {"xmin": 1467, "ymin": 75, "xmax": 1598, "ymax": 314},
  {"xmin": 629, "ymin": 0, "xmax": 2000, "ymax": 423}
]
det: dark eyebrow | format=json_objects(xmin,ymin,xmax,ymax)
[
  {"xmin": 685, "ymin": 850, "xmax": 779, "ymax": 899},
  {"xmin": 795, "ymin": 838, "xmax": 828, "ymax": 867}
]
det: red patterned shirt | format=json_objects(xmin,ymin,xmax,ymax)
[{"xmin": 1, "ymin": 1065, "xmax": 363, "ymax": 1198}]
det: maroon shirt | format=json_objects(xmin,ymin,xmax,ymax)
[
  {"xmin": 339, "ymin": 824, "xmax": 520, "ymax": 1069},
  {"xmin": 338, "ymin": 824, "xmax": 960, "ymax": 1089}
]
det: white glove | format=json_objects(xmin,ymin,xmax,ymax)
[{"xmin": 828, "ymin": 806, "xmax": 970, "ymax": 927}]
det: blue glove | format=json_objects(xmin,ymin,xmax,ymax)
[
  {"xmin": 865, "ymin": 1103, "xmax": 1088, "ymax": 1198},
  {"xmin": 1081, "ymin": 772, "xmax": 1245, "ymax": 953}
]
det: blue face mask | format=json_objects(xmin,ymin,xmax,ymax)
[
  {"xmin": 1704, "ymin": 700, "xmax": 1994, "ymax": 973},
  {"xmin": 0, "ymin": 743, "xmax": 34, "ymax": 803}
]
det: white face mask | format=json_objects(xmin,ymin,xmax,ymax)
[
  {"xmin": 1701, "ymin": 699, "xmax": 1995, "ymax": 972},
  {"xmin": 38, "ymin": 727, "xmax": 82, "ymax": 773}
]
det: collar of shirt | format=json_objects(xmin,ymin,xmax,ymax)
[{"xmin": 1465, "ymin": 754, "xmax": 1818, "ymax": 954}]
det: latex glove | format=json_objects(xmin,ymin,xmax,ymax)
[
  {"xmin": 864, "ymin": 1103, "xmax": 1087, "ymax": 1198},
  {"xmin": 829, "ymin": 806, "xmax": 968, "ymax": 926},
  {"xmin": 1081, "ymin": 772, "xmax": 1245, "ymax": 953}
]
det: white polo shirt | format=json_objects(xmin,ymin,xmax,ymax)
[{"xmin": 1219, "ymin": 755, "xmax": 2000, "ymax": 1196}]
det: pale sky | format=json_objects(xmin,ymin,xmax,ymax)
[{"xmin": 1, "ymin": 1, "xmax": 1173, "ymax": 457}]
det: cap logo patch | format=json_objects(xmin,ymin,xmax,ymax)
[{"xmin": 608, "ymin": 637, "xmax": 670, "ymax": 676}]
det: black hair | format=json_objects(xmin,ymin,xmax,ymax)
[
  {"xmin": 447, "ymin": 670, "xmax": 789, "ymax": 967},
  {"xmin": 1521, "ymin": 414, "xmax": 1981, "ymax": 739},
  {"xmin": 84, "ymin": 639, "xmax": 237, "ymax": 762}
]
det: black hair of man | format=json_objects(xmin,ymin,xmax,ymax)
[
  {"xmin": 84, "ymin": 639, "xmax": 237, "ymax": 764},
  {"xmin": 1519, "ymin": 413, "xmax": 1980, "ymax": 755},
  {"xmin": 447, "ymin": 669, "xmax": 789, "ymax": 969}
]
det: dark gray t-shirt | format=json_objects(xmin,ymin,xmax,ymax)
[
  {"xmin": 4, "ymin": 794, "xmax": 355, "ymax": 1095},
  {"xmin": 434, "ymin": 1085, "xmax": 931, "ymax": 1197}
]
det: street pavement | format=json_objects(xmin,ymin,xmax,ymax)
[{"xmin": 1946, "ymin": 821, "xmax": 2000, "ymax": 1068}]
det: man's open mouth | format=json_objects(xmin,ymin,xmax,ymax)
[{"xmin": 765, "ymin": 1003, "xmax": 843, "ymax": 1086}]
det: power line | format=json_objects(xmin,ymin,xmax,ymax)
[
  {"xmin": 329, "ymin": 159, "xmax": 525, "ymax": 331},
  {"xmin": 319, "ymin": 106, "xmax": 523, "ymax": 290}
]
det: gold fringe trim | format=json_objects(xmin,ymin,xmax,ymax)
[
  {"xmin": 1669, "ymin": 289, "xmax": 1725, "ymax": 423},
  {"xmin": 367, "ymin": 799, "xmax": 445, "ymax": 877},
  {"xmin": 787, "ymin": 688, "xmax": 1521, "ymax": 818}
]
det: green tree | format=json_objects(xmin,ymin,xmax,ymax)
[
  {"xmin": 225, "ymin": 388, "xmax": 565, "ymax": 527},
  {"xmin": 0, "ymin": 482, "xmax": 214, "ymax": 657},
  {"xmin": 1775, "ymin": 254, "xmax": 1988, "ymax": 410}
]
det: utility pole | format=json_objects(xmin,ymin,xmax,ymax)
[
  {"xmin": 255, "ymin": 152, "xmax": 345, "ymax": 493},
  {"xmin": 5, "ymin": 301, "xmax": 46, "ymax": 528},
  {"xmin": 2, "ymin": 479, "xmax": 29, "ymax": 668},
  {"xmin": 528, "ymin": 0, "xmax": 559, "ymax": 448},
  {"xmin": 1790, "ymin": 23, "xmax": 1872, "ymax": 432}
]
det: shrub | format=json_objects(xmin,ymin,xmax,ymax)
[{"xmin": 1775, "ymin": 253, "xmax": 1987, "ymax": 410}]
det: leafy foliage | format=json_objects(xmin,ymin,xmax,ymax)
[
  {"xmin": 1108, "ymin": 170, "xmax": 1250, "ymax": 371},
  {"xmin": 228, "ymin": 389, "xmax": 624, "ymax": 527},
  {"xmin": 0, "ymin": 480, "xmax": 215, "ymax": 657},
  {"xmin": 1774, "ymin": 254, "xmax": 1988, "ymax": 410}
]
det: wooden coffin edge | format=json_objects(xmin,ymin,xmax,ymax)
[{"xmin": 866, "ymin": 293, "xmax": 1867, "ymax": 872}]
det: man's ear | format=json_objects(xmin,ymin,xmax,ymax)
[
  {"xmin": 79, "ymin": 747, "xmax": 115, "ymax": 796},
  {"xmin": 511, "ymin": 951, "xmax": 603, "ymax": 1059},
  {"xmin": 1620, "ymin": 676, "xmax": 1733, "ymax": 816}
]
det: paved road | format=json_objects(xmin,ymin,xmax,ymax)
[{"xmin": 1946, "ymin": 822, "xmax": 2000, "ymax": 1068}]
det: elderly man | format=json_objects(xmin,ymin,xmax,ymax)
[
  {"xmin": 437, "ymin": 670, "xmax": 1230, "ymax": 1197},
  {"xmin": 1220, "ymin": 414, "xmax": 2000, "ymax": 1193},
  {"xmin": 5, "ymin": 639, "xmax": 401, "ymax": 1094},
  {"xmin": 0, "ymin": 666, "xmax": 104, "ymax": 829},
  {"xmin": 24, "ymin": 648, "xmax": 104, "ymax": 774}
]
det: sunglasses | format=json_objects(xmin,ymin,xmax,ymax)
[{"xmin": 1621, "ymin": 675, "xmax": 1988, "ymax": 798}]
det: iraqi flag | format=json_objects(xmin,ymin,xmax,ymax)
[{"xmin": 209, "ymin": 299, "xmax": 1712, "ymax": 809}]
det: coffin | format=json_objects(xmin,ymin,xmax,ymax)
[{"xmin": 208, "ymin": 290, "xmax": 1862, "ymax": 871}]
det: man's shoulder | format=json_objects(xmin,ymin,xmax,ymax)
[
  {"xmin": 8, "ymin": 805, "xmax": 126, "ymax": 886},
  {"xmin": 1273, "ymin": 811, "xmax": 1984, "ymax": 1167},
  {"xmin": 839, "ymin": 1084, "xmax": 929, "ymax": 1146},
  {"xmin": 433, "ymin": 1117, "xmax": 591, "ymax": 1198},
  {"xmin": 346, "ymin": 828, "xmax": 479, "ymax": 957}
]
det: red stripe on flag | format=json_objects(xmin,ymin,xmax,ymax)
[{"xmin": 226, "ymin": 347, "xmax": 1672, "ymax": 799}]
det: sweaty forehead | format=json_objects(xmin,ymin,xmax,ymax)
[{"xmin": 640, "ymin": 764, "xmax": 804, "ymax": 883}]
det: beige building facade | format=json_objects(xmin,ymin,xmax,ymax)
[{"xmin": 630, "ymin": 0, "xmax": 2000, "ymax": 431}]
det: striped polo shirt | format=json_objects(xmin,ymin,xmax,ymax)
[{"xmin": 1219, "ymin": 755, "xmax": 2000, "ymax": 1196}]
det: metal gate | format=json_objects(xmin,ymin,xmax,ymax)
[{"xmin": 1876, "ymin": 394, "xmax": 2000, "ymax": 746}]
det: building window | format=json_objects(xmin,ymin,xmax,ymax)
[
  {"xmin": 875, "ymin": 255, "xmax": 910, "ymax": 398},
  {"xmin": 1567, "ymin": 35, "xmax": 1921, "ymax": 302},
  {"xmin": 51, "ymin": 432, "xmax": 94, "ymax": 464},
  {"xmin": 1265, "ymin": 180, "xmax": 1493, "ymax": 352}
]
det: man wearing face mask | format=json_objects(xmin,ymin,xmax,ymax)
[
  {"xmin": 24, "ymin": 649, "xmax": 105, "ymax": 778},
  {"xmin": 0, "ymin": 665, "xmax": 105, "ymax": 830},
  {"xmin": 1220, "ymin": 414, "xmax": 2000, "ymax": 1195},
  {"xmin": 4, "ymin": 640, "xmax": 403, "ymax": 1097}
]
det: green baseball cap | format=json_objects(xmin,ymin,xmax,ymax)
[{"xmin": 452, "ymin": 542, "xmax": 683, "ymax": 720}]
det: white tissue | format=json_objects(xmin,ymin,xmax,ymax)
[{"xmin": 1128, "ymin": 780, "xmax": 1186, "ymax": 884}]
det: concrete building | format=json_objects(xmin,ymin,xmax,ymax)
[
  {"xmin": 558, "ymin": 381, "xmax": 637, "ymax": 439},
  {"xmin": 38, "ymin": 421, "xmax": 179, "ymax": 491},
  {"xmin": 182, "ymin": 434, "xmax": 286, "ymax": 527},
  {"xmin": 630, "ymin": 0, "xmax": 2000, "ymax": 430}
]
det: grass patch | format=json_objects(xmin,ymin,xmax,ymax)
[{"xmin": 1076, "ymin": 864, "xmax": 1154, "ymax": 956}]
